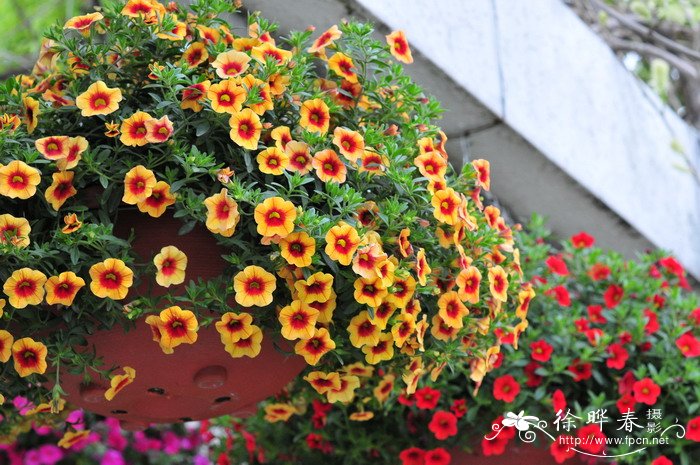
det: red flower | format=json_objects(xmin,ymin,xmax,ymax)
[
  {"xmin": 675, "ymin": 332, "xmax": 700, "ymax": 358},
  {"xmin": 689, "ymin": 308, "xmax": 700, "ymax": 325},
  {"xmin": 618, "ymin": 331, "xmax": 632, "ymax": 344},
  {"xmin": 616, "ymin": 394, "xmax": 636, "ymax": 413},
  {"xmin": 399, "ymin": 447, "xmax": 425, "ymax": 465},
  {"xmin": 530, "ymin": 339, "xmax": 553, "ymax": 363},
  {"xmin": 424, "ymin": 448, "xmax": 451, "ymax": 465},
  {"xmin": 398, "ymin": 392, "xmax": 415, "ymax": 406},
  {"xmin": 587, "ymin": 305, "xmax": 607, "ymax": 324},
  {"xmin": 491, "ymin": 351, "xmax": 504, "ymax": 368},
  {"xmin": 568, "ymin": 359, "xmax": 592, "ymax": 382},
  {"xmin": 545, "ymin": 285, "xmax": 571, "ymax": 307},
  {"xmin": 481, "ymin": 418, "xmax": 515, "ymax": 456},
  {"xmin": 603, "ymin": 284, "xmax": 624, "ymax": 308},
  {"xmin": 450, "ymin": 399, "xmax": 467, "ymax": 418},
  {"xmin": 644, "ymin": 309, "xmax": 660, "ymax": 334},
  {"xmin": 415, "ymin": 387, "xmax": 441, "ymax": 410},
  {"xmin": 552, "ymin": 389, "xmax": 567, "ymax": 414},
  {"xmin": 606, "ymin": 343, "xmax": 629, "ymax": 370},
  {"xmin": 633, "ymin": 378, "xmax": 661, "ymax": 405},
  {"xmin": 658, "ymin": 256, "xmax": 685, "ymax": 277},
  {"xmin": 524, "ymin": 362, "xmax": 543, "ymax": 387},
  {"xmin": 618, "ymin": 371, "xmax": 636, "ymax": 396},
  {"xmin": 576, "ymin": 424, "xmax": 606, "ymax": 454},
  {"xmin": 545, "ymin": 255, "xmax": 569, "ymax": 276},
  {"xmin": 686, "ymin": 416, "xmax": 700, "ymax": 441},
  {"xmin": 588, "ymin": 263, "xmax": 610, "ymax": 281},
  {"xmin": 585, "ymin": 328, "xmax": 603, "ymax": 346},
  {"xmin": 493, "ymin": 375, "xmax": 520, "ymax": 402},
  {"xmin": 550, "ymin": 435, "xmax": 576, "ymax": 464},
  {"xmin": 571, "ymin": 231, "xmax": 594, "ymax": 248},
  {"xmin": 651, "ymin": 456, "xmax": 673, "ymax": 465},
  {"xmin": 574, "ymin": 318, "xmax": 589, "ymax": 332},
  {"xmin": 428, "ymin": 410, "xmax": 458, "ymax": 440}
]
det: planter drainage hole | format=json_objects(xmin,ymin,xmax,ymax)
[
  {"xmin": 180, "ymin": 417, "xmax": 193, "ymax": 422},
  {"xmin": 147, "ymin": 387, "xmax": 166, "ymax": 395},
  {"xmin": 214, "ymin": 396, "xmax": 231, "ymax": 403},
  {"xmin": 111, "ymin": 410, "xmax": 128, "ymax": 415}
]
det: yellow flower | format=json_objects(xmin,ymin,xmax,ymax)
[
  {"xmin": 12, "ymin": 337, "xmax": 48, "ymax": 377},
  {"xmin": 233, "ymin": 265, "xmax": 276, "ymax": 307},
  {"xmin": 0, "ymin": 160, "xmax": 41, "ymax": 199},
  {"xmin": 76, "ymin": 81, "xmax": 123, "ymax": 116},
  {"xmin": 122, "ymin": 165, "xmax": 157, "ymax": 205},
  {"xmin": 89, "ymin": 258, "xmax": 134, "ymax": 300},
  {"xmin": 3, "ymin": 268, "xmax": 47, "ymax": 308},
  {"xmin": 154, "ymin": 246, "xmax": 187, "ymax": 287},
  {"xmin": 45, "ymin": 271, "xmax": 85, "ymax": 306},
  {"xmin": 278, "ymin": 300, "xmax": 319, "ymax": 340},
  {"xmin": 104, "ymin": 366, "xmax": 136, "ymax": 401},
  {"xmin": 224, "ymin": 325, "xmax": 263, "ymax": 358},
  {"xmin": 0, "ymin": 214, "xmax": 31, "ymax": 248},
  {"xmin": 204, "ymin": 188, "xmax": 240, "ymax": 237},
  {"xmin": 264, "ymin": 403, "xmax": 297, "ymax": 423}
]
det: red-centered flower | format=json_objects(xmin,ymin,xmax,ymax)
[
  {"xmin": 45, "ymin": 171, "xmax": 77, "ymax": 210},
  {"xmin": 145, "ymin": 115, "xmax": 174, "ymax": 143},
  {"xmin": 603, "ymin": 284, "xmax": 624, "ymax": 308},
  {"xmin": 120, "ymin": 111, "xmax": 153, "ymax": 147},
  {"xmin": 550, "ymin": 435, "xmax": 576, "ymax": 464},
  {"xmin": 686, "ymin": 416, "xmax": 700, "ymax": 441},
  {"xmin": 545, "ymin": 255, "xmax": 569, "ymax": 276},
  {"xmin": 308, "ymin": 24, "xmax": 341, "ymax": 53},
  {"xmin": 576, "ymin": 424, "xmax": 606, "ymax": 454},
  {"xmin": 588, "ymin": 263, "xmax": 611, "ymax": 281},
  {"xmin": 76, "ymin": 81, "xmax": 123, "ymax": 117},
  {"xmin": 229, "ymin": 108, "xmax": 263, "ymax": 150},
  {"xmin": 209, "ymin": 79, "xmax": 247, "ymax": 114},
  {"xmin": 617, "ymin": 394, "xmax": 636, "ymax": 413},
  {"xmin": 676, "ymin": 332, "xmax": 700, "ymax": 357},
  {"xmin": 35, "ymin": 136, "xmax": 69, "ymax": 160},
  {"xmin": 299, "ymin": 98, "xmax": 330, "ymax": 134},
  {"xmin": 415, "ymin": 387, "xmax": 441, "ymax": 410},
  {"xmin": 606, "ymin": 343, "xmax": 629, "ymax": 369},
  {"xmin": 428, "ymin": 411, "xmax": 458, "ymax": 440},
  {"xmin": 386, "ymin": 30, "xmax": 413, "ymax": 64},
  {"xmin": 472, "ymin": 159, "xmax": 490, "ymax": 191},
  {"xmin": 571, "ymin": 231, "xmax": 594, "ymax": 248},
  {"xmin": 182, "ymin": 42, "xmax": 209, "ymax": 68},
  {"xmin": 545, "ymin": 285, "xmax": 570, "ymax": 307},
  {"xmin": 312, "ymin": 149, "xmax": 347, "ymax": 183},
  {"xmin": 552, "ymin": 389, "xmax": 567, "ymax": 414},
  {"xmin": 633, "ymin": 378, "xmax": 661, "ymax": 405},
  {"xmin": 568, "ymin": 359, "xmax": 592, "ymax": 382},
  {"xmin": 493, "ymin": 375, "xmax": 520, "ymax": 402},
  {"xmin": 181, "ymin": 81, "xmax": 210, "ymax": 112},
  {"xmin": 399, "ymin": 447, "xmax": 425, "ymax": 465},
  {"xmin": 530, "ymin": 339, "xmax": 553, "ymax": 362},
  {"xmin": 650, "ymin": 456, "xmax": 673, "ymax": 465},
  {"xmin": 424, "ymin": 448, "xmax": 450, "ymax": 465},
  {"xmin": 328, "ymin": 52, "xmax": 358, "ymax": 83}
]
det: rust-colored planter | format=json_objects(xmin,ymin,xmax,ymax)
[
  {"xmin": 450, "ymin": 443, "xmax": 589, "ymax": 465},
  {"xmin": 60, "ymin": 210, "xmax": 305, "ymax": 426}
]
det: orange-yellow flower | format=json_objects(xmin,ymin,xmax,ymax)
[
  {"xmin": 196, "ymin": 24, "xmax": 221, "ymax": 44},
  {"xmin": 156, "ymin": 16, "xmax": 186, "ymax": 41},
  {"xmin": 312, "ymin": 149, "xmax": 347, "ymax": 183},
  {"xmin": 488, "ymin": 266, "xmax": 509, "ymax": 303},
  {"xmin": 145, "ymin": 115, "xmax": 174, "ymax": 143},
  {"xmin": 343, "ymin": 362, "xmax": 375, "ymax": 378},
  {"xmin": 208, "ymin": 79, "xmax": 246, "ymax": 114},
  {"xmin": 229, "ymin": 108, "xmax": 263, "ymax": 150},
  {"xmin": 279, "ymin": 300, "xmax": 320, "ymax": 340},
  {"xmin": 304, "ymin": 371, "xmax": 341, "ymax": 395},
  {"xmin": 61, "ymin": 213, "xmax": 82, "ymax": 234},
  {"xmin": 224, "ymin": 325, "xmax": 263, "ymax": 358},
  {"xmin": 370, "ymin": 301, "xmax": 396, "ymax": 330},
  {"xmin": 203, "ymin": 188, "xmax": 240, "ymax": 237},
  {"xmin": 0, "ymin": 113, "xmax": 21, "ymax": 133},
  {"xmin": 240, "ymin": 74, "xmax": 274, "ymax": 115},
  {"xmin": 22, "ymin": 96, "xmax": 40, "ymax": 134},
  {"xmin": 233, "ymin": 265, "xmax": 276, "ymax": 307},
  {"xmin": 294, "ymin": 327, "xmax": 335, "ymax": 365},
  {"xmin": 12, "ymin": 337, "xmax": 47, "ymax": 377},
  {"xmin": 45, "ymin": 271, "xmax": 85, "ymax": 306},
  {"xmin": 89, "ymin": 258, "xmax": 134, "ymax": 300},
  {"xmin": 104, "ymin": 121, "xmax": 120, "ymax": 138},
  {"xmin": 212, "ymin": 50, "xmax": 251, "ymax": 78},
  {"xmin": 64, "ymin": 12, "xmax": 103, "ymax": 33},
  {"xmin": 120, "ymin": 111, "xmax": 154, "ymax": 146},
  {"xmin": 362, "ymin": 332, "xmax": 394, "ymax": 365},
  {"xmin": 137, "ymin": 180, "xmax": 176, "ymax": 218},
  {"xmin": 264, "ymin": 403, "xmax": 297, "ymax": 423},
  {"xmin": 0, "ymin": 214, "xmax": 30, "ymax": 248},
  {"xmin": 155, "ymin": 306, "xmax": 199, "ymax": 350},
  {"xmin": 253, "ymin": 196, "xmax": 296, "ymax": 238},
  {"xmin": 285, "ymin": 141, "xmax": 312, "ymax": 174},
  {"xmin": 0, "ymin": 330, "xmax": 14, "ymax": 363},
  {"xmin": 76, "ymin": 81, "xmax": 123, "ymax": 117},
  {"xmin": 359, "ymin": 150, "xmax": 388, "ymax": 175},
  {"xmin": 415, "ymin": 152, "xmax": 447, "ymax": 181},
  {"xmin": 153, "ymin": 246, "xmax": 187, "ymax": 287},
  {"xmin": 121, "ymin": 0, "xmax": 165, "ymax": 21},
  {"xmin": 251, "ymin": 42, "xmax": 292, "ymax": 65},
  {"xmin": 516, "ymin": 285, "xmax": 535, "ymax": 320},
  {"xmin": 332, "ymin": 127, "xmax": 365, "ymax": 161},
  {"xmin": 352, "ymin": 243, "xmax": 387, "ymax": 279},
  {"xmin": 456, "ymin": 266, "xmax": 481, "ymax": 304},
  {"xmin": 57, "ymin": 430, "xmax": 91, "ymax": 449},
  {"xmin": 391, "ymin": 312, "xmax": 416, "ymax": 347},
  {"xmin": 431, "ymin": 188, "xmax": 460, "ymax": 225},
  {"xmin": 145, "ymin": 315, "xmax": 173, "ymax": 354},
  {"xmin": 35, "ymin": 136, "xmax": 69, "ymax": 160},
  {"xmin": 385, "ymin": 275, "xmax": 416, "ymax": 309},
  {"xmin": 349, "ymin": 411, "xmax": 374, "ymax": 421},
  {"xmin": 415, "ymin": 248, "xmax": 432, "ymax": 286},
  {"xmin": 182, "ymin": 42, "xmax": 209, "ymax": 68},
  {"xmin": 328, "ymin": 52, "xmax": 358, "ymax": 83},
  {"xmin": 56, "ymin": 136, "xmax": 88, "ymax": 171},
  {"xmin": 45, "ymin": 171, "xmax": 77, "ymax": 210},
  {"xmin": 310, "ymin": 291, "xmax": 336, "ymax": 324},
  {"xmin": 122, "ymin": 165, "xmax": 156, "ymax": 205},
  {"xmin": 294, "ymin": 272, "xmax": 334, "ymax": 304},
  {"xmin": 324, "ymin": 222, "xmax": 360, "ymax": 265},
  {"xmin": 0, "ymin": 160, "xmax": 41, "ymax": 199},
  {"xmin": 347, "ymin": 310, "xmax": 381, "ymax": 348},
  {"xmin": 472, "ymin": 159, "xmax": 491, "ymax": 191},
  {"xmin": 181, "ymin": 81, "xmax": 210, "ymax": 112},
  {"xmin": 279, "ymin": 231, "xmax": 316, "ymax": 267},
  {"xmin": 104, "ymin": 366, "xmax": 136, "ymax": 401},
  {"xmin": 431, "ymin": 314, "xmax": 459, "ymax": 342},
  {"xmin": 438, "ymin": 291, "xmax": 469, "ymax": 329},
  {"xmin": 386, "ymin": 30, "xmax": 413, "ymax": 64},
  {"xmin": 215, "ymin": 312, "xmax": 255, "ymax": 344},
  {"xmin": 326, "ymin": 375, "xmax": 360, "ymax": 403},
  {"xmin": 308, "ymin": 25, "xmax": 341, "ymax": 53},
  {"xmin": 354, "ymin": 277, "xmax": 387, "ymax": 308},
  {"xmin": 373, "ymin": 373, "xmax": 395, "ymax": 403},
  {"xmin": 257, "ymin": 147, "xmax": 289, "ymax": 175},
  {"xmin": 299, "ymin": 98, "xmax": 330, "ymax": 134},
  {"xmin": 271, "ymin": 126, "xmax": 292, "ymax": 150},
  {"xmin": 3, "ymin": 268, "xmax": 47, "ymax": 308},
  {"xmin": 267, "ymin": 73, "xmax": 290, "ymax": 95}
]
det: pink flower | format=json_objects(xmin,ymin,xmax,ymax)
[{"xmin": 101, "ymin": 450, "xmax": 125, "ymax": 465}]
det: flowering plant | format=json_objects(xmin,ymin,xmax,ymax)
[{"xmin": 0, "ymin": 0, "xmax": 524, "ymax": 438}]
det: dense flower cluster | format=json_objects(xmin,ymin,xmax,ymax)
[{"xmin": 0, "ymin": 0, "xmax": 524, "ymax": 438}]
